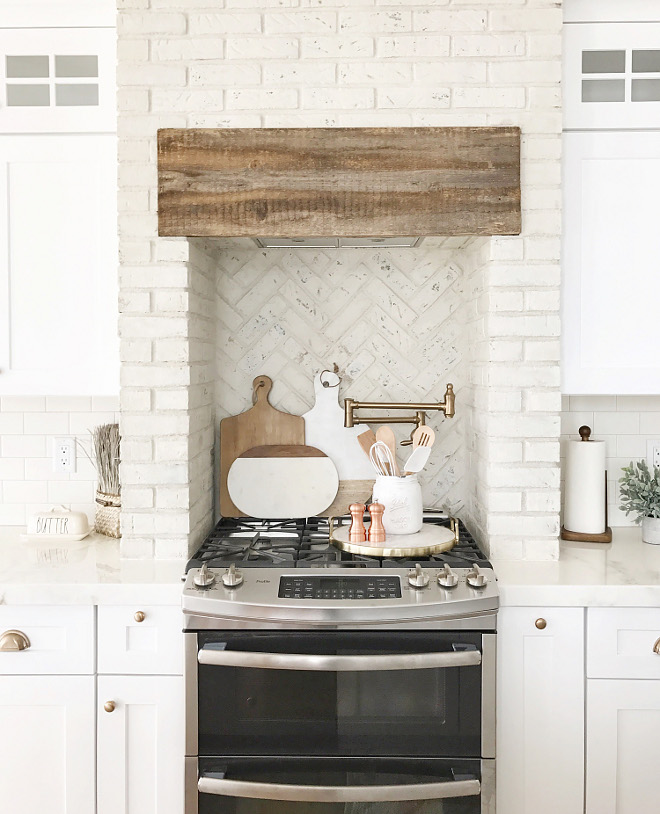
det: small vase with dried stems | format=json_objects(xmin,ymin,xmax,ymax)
[{"xmin": 92, "ymin": 423, "xmax": 121, "ymax": 538}]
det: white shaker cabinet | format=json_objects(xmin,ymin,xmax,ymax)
[
  {"xmin": 585, "ymin": 607, "xmax": 660, "ymax": 814},
  {"xmin": 97, "ymin": 675, "xmax": 185, "ymax": 814},
  {"xmin": 0, "ymin": 676, "xmax": 96, "ymax": 814},
  {"xmin": 586, "ymin": 680, "xmax": 660, "ymax": 814},
  {"xmin": 497, "ymin": 607, "xmax": 585, "ymax": 814},
  {"xmin": 562, "ymin": 131, "xmax": 660, "ymax": 394},
  {"xmin": 0, "ymin": 133, "xmax": 119, "ymax": 395},
  {"xmin": 97, "ymin": 605, "xmax": 185, "ymax": 814},
  {"xmin": 0, "ymin": 605, "xmax": 96, "ymax": 814}
]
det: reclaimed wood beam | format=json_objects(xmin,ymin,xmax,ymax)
[{"xmin": 157, "ymin": 126, "xmax": 521, "ymax": 238}]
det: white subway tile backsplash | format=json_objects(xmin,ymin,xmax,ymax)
[
  {"xmin": 1, "ymin": 436, "xmax": 47, "ymax": 458},
  {"xmin": 0, "ymin": 397, "xmax": 115, "ymax": 524},
  {"xmin": 1, "ymin": 396, "xmax": 46, "ymax": 412},
  {"xmin": 23, "ymin": 413, "xmax": 69, "ymax": 435}
]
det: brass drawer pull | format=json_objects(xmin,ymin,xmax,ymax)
[
  {"xmin": 104, "ymin": 701, "xmax": 116, "ymax": 713},
  {"xmin": 535, "ymin": 618, "xmax": 547, "ymax": 630},
  {"xmin": 134, "ymin": 611, "xmax": 146, "ymax": 623},
  {"xmin": 0, "ymin": 630, "xmax": 31, "ymax": 652},
  {"xmin": 653, "ymin": 637, "xmax": 660, "ymax": 655}
]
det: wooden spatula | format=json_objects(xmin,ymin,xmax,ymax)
[{"xmin": 357, "ymin": 429, "xmax": 377, "ymax": 460}]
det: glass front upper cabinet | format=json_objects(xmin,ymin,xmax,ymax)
[
  {"xmin": 0, "ymin": 27, "xmax": 115, "ymax": 133},
  {"xmin": 564, "ymin": 23, "xmax": 660, "ymax": 128}
]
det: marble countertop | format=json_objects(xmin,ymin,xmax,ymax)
[
  {"xmin": 493, "ymin": 527, "xmax": 660, "ymax": 606},
  {"xmin": 1, "ymin": 525, "xmax": 659, "ymax": 608},
  {"xmin": 0, "ymin": 527, "xmax": 184, "ymax": 605}
]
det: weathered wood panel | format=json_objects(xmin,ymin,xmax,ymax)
[{"xmin": 157, "ymin": 127, "xmax": 521, "ymax": 238}]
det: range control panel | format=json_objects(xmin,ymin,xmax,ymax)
[{"xmin": 278, "ymin": 575, "xmax": 402, "ymax": 600}]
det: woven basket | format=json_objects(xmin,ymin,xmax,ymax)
[{"xmin": 95, "ymin": 489, "xmax": 121, "ymax": 538}]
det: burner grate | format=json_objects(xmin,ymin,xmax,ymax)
[{"xmin": 186, "ymin": 514, "xmax": 490, "ymax": 573}]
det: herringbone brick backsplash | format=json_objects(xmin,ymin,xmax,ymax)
[{"xmin": 213, "ymin": 238, "xmax": 472, "ymax": 515}]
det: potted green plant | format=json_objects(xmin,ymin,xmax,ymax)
[{"xmin": 619, "ymin": 460, "xmax": 660, "ymax": 544}]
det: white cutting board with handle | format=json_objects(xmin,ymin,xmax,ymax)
[
  {"xmin": 303, "ymin": 371, "xmax": 375, "ymax": 480},
  {"xmin": 228, "ymin": 445, "xmax": 339, "ymax": 519}
]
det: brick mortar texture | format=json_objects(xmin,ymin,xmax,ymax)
[{"xmin": 117, "ymin": 0, "xmax": 562, "ymax": 561}]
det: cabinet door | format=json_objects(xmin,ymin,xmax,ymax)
[
  {"xmin": 0, "ymin": 133, "xmax": 119, "ymax": 394},
  {"xmin": 586, "ymin": 679, "xmax": 660, "ymax": 814},
  {"xmin": 562, "ymin": 131, "xmax": 660, "ymax": 394},
  {"xmin": 497, "ymin": 607, "xmax": 585, "ymax": 814},
  {"xmin": 0, "ymin": 675, "xmax": 95, "ymax": 814},
  {"xmin": 98, "ymin": 675, "xmax": 185, "ymax": 814}
]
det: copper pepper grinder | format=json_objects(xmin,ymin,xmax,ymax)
[
  {"xmin": 367, "ymin": 502, "xmax": 386, "ymax": 544},
  {"xmin": 348, "ymin": 503, "xmax": 367, "ymax": 543}
]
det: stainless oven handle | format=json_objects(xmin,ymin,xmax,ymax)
[
  {"xmin": 197, "ymin": 647, "xmax": 481, "ymax": 671},
  {"xmin": 198, "ymin": 775, "xmax": 481, "ymax": 802}
]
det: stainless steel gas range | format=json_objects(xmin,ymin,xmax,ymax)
[{"xmin": 182, "ymin": 513, "xmax": 498, "ymax": 814}]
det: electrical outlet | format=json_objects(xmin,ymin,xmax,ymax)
[
  {"xmin": 53, "ymin": 437, "xmax": 76, "ymax": 473},
  {"xmin": 646, "ymin": 440, "xmax": 660, "ymax": 470}
]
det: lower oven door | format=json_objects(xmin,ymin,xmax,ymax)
[
  {"xmin": 195, "ymin": 631, "xmax": 487, "ymax": 758},
  {"xmin": 190, "ymin": 757, "xmax": 495, "ymax": 814}
]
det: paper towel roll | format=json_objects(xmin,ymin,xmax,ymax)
[{"xmin": 564, "ymin": 439, "xmax": 606, "ymax": 534}]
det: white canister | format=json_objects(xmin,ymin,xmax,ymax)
[{"xmin": 373, "ymin": 475, "xmax": 423, "ymax": 535}]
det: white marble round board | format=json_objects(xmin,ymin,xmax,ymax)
[
  {"xmin": 331, "ymin": 522, "xmax": 455, "ymax": 557},
  {"xmin": 228, "ymin": 445, "xmax": 339, "ymax": 519}
]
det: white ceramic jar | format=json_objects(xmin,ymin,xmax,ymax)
[{"xmin": 373, "ymin": 475, "xmax": 423, "ymax": 535}]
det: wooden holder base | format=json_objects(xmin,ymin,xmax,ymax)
[{"xmin": 560, "ymin": 525, "xmax": 613, "ymax": 543}]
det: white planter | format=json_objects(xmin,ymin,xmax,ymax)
[{"xmin": 642, "ymin": 516, "xmax": 660, "ymax": 544}]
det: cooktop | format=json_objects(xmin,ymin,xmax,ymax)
[{"xmin": 185, "ymin": 512, "xmax": 491, "ymax": 573}]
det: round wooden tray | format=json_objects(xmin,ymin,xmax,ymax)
[{"xmin": 331, "ymin": 522, "xmax": 456, "ymax": 558}]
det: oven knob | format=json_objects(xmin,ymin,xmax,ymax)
[
  {"xmin": 222, "ymin": 563, "xmax": 244, "ymax": 588},
  {"xmin": 193, "ymin": 563, "xmax": 216, "ymax": 588},
  {"xmin": 408, "ymin": 563, "xmax": 430, "ymax": 589},
  {"xmin": 466, "ymin": 565, "xmax": 488, "ymax": 589},
  {"xmin": 437, "ymin": 564, "xmax": 458, "ymax": 588}
]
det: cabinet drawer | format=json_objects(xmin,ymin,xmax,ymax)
[
  {"xmin": 97, "ymin": 605, "xmax": 183, "ymax": 675},
  {"xmin": 588, "ymin": 608, "xmax": 660, "ymax": 678},
  {"xmin": 0, "ymin": 605, "xmax": 94, "ymax": 674}
]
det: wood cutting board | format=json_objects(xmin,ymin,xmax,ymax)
[
  {"xmin": 220, "ymin": 376, "xmax": 305, "ymax": 517},
  {"xmin": 227, "ymin": 445, "xmax": 339, "ymax": 519}
]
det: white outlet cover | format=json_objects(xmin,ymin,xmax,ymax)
[
  {"xmin": 52, "ymin": 437, "xmax": 76, "ymax": 473},
  {"xmin": 646, "ymin": 439, "xmax": 660, "ymax": 469}
]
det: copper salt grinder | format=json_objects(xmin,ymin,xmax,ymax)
[
  {"xmin": 367, "ymin": 503, "xmax": 386, "ymax": 544},
  {"xmin": 348, "ymin": 503, "xmax": 367, "ymax": 542}
]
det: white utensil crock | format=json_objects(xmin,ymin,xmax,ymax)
[
  {"xmin": 373, "ymin": 475, "xmax": 423, "ymax": 535},
  {"xmin": 642, "ymin": 516, "xmax": 660, "ymax": 545}
]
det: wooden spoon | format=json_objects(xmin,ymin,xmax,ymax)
[{"xmin": 376, "ymin": 425, "xmax": 400, "ymax": 476}]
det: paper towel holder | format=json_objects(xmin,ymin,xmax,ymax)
[{"xmin": 561, "ymin": 425, "xmax": 613, "ymax": 543}]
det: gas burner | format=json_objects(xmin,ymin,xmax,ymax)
[{"xmin": 186, "ymin": 513, "xmax": 490, "ymax": 572}]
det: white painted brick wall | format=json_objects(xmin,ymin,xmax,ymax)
[{"xmin": 117, "ymin": 0, "xmax": 563, "ymax": 560}]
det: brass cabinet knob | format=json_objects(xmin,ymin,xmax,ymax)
[
  {"xmin": 0, "ymin": 629, "xmax": 31, "ymax": 652},
  {"xmin": 104, "ymin": 701, "xmax": 116, "ymax": 713},
  {"xmin": 535, "ymin": 618, "xmax": 547, "ymax": 630},
  {"xmin": 653, "ymin": 637, "xmax": 660, "ymax": 655},
  {"xmin": 134, "ymin": 611, "xmax": 146, "ymax": 623}
]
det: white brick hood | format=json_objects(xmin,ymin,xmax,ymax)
[{"xmin": 117, "ymin": 1, "xmax": 563, "ymax": 563}]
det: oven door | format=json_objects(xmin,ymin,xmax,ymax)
[
  {"xmin": 194, "ymin": 631, "xmax": 487, "ymax": 758},
  {"xmin": 190, "ymin": 757, "xmax": 495, "ymax": 814}
]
